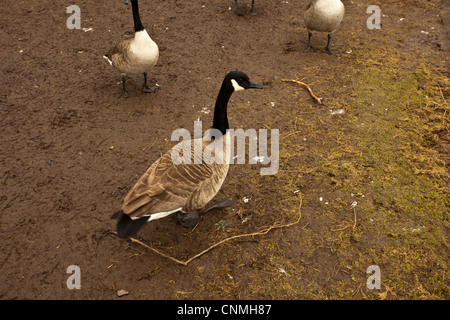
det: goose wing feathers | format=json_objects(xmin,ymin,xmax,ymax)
[
  {"xmin": 122, "ymin": 139, "xmax": 229, "ymax": 219},
  {"xmin": 106, "ymin": 39, "xmax": 133, "ymax": 71}
]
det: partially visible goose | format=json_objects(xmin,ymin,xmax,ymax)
[
  {"xmin": 304, "ymin": 0, "xmax": 345, "ymax": 55},
  {"xmin": 104, "ymin": 0, "xmax": 159, "ymax": 97},
  {"xmin": 235, "ymin": 0, "xmax": 257, "ymax": 16},
  {"xmin": 111, "ymin": 71, "xmax": 263, "ymax": 238}
]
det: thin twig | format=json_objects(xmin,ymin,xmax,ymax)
[
  {"xmin": 128, "ymin": 237, "xmax": 187, "ymax": 265},
  {"xmin": 281, "ymin": 79, "xmax": 323, "ymax": 104},
  {"xmin": 128, "ymin": 194, "xmax": 303, "ymax": 266}
]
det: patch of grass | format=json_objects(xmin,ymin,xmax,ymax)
[
  {"xmin": 315, "ymin": 46, "xmax": 449, "ymax": 299},
  {"xmin": 184, "ymin": 42, "xmax": 449, "ymax": 300}
]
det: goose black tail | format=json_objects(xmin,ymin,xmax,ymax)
[{"xmin": 111, "ymin": 210, "xmax": 148, "ymax": 238}]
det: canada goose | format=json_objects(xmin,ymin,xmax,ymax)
[
  {"xmin": 235, "ymin": 0, "xmax": 257, "ymax": 16},
  {"xmin": 304, "ymin": 0, "xmax": 345, "ymax": 55},
  {"xmin": 111, "ymin": 71, "xmax": 263, "ymax": 238},
  {"xmin": 104, "ymin": 0, "xmax": 159, "ymax": 97}
]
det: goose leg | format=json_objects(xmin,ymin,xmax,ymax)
[
  {"xmin": 235, "ymin": 0, "xmax": 245, "ymax": 16},
  {"xmin": 248, "ymin": 0, "xmax": 257, "ymax": 15},
  {"xmin": 142, "ymin": 72, "xmax": 159, "ymax": 93},
  {"xmin": 121, "ymin": 75, "xmax": 136, "ymax": 98},
  {"xmin": 323, "ymin": 33, "xmax": 339, "ymax": 55},
  {"xmin": 304, "ymin": 31, "xmax": 317, "ymax": 52},
  {"xmin": 176, "ymin": 210, "xmax": 202, "ymax": 228},
  {"xmin": 201, "ymin": 198, "xmax": 235, "ymax": 215},
  {"xmin": 176, "ymin": 198, "xmax": 235, "ymax": 228}
]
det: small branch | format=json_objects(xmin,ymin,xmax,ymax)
[
  {"xmin": 127, "ymin": 194, "xmax": 303, "ymax": 266},
  {"xmin": 282, "ymin": 79, "xmax": 322, "ymax": 104},
  {"xmin": 128, "ymin": 237, "xmax": 188, "ymax": 265}
]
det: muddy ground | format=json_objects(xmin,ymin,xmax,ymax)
[{"xmin": 0, "ymin": 0, "xmax": 449, "ymax": 299}]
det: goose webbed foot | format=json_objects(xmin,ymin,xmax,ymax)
[
  {"xmin": 323, "ymin": 33, "xmax": 339, "ymax": 55},
  {"xmin": 123, "ymin": 90, "xmax": 136, "ymax": 98},
  {"xmin": 143, "ymin": 72, "xmax": 159, "ymax": 93},
  {"xmin": 201, "ymin": 198, "xmax": 235, "ymax": 215},
  {"xmin": 248, "ymin": 0, "xmax": 257, "ymax": 15},
  {"xmin": 304, "ymin": 45, "xmax": 318, "ymax": 53},
  {"xmin": 304, "ymin": 31, "xmax": 317, "ymax": 53},
  {"xmin": 176, "ymin": 199, "xmax": 235, "ymax": 228},
  {"xmin": 121, "ymin": 75, "xmax": 136, "ymax": 98},
  {"xmin": 176, "ymin": 210, "xmax": 202, "ymax": 228},
  {"xmin": 143, "ymin": 84, "xmax": 159, "ymax": 93},
  {"xmin": 323, "ymin": 47, "xmax": 339, "ymax": 55}
]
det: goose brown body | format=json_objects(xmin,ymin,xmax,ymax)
[
  {"xmin": 106, "ymin": 30, "xmax": 159, "ymax": 75},
  {"xmin": 122, "ymin": 136, "xmax": 230, "ymax": 220},
  {"xmin": 112, "ymin": 71, "xmax": 263, "ymax": 238}
]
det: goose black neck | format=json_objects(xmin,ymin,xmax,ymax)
[
  {"xmin": 212, "ymin": 83, "xmax": 233, "ymax": 135},
  {"xmin": 131, "ymin": 0, "xmax": 145, "ymax": 32}
]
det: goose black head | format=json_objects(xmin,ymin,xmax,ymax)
[
  {"xmin": 125, "ymin": 0, "xmax": 132, "ymax": 4},
  {"xmin": 213, "ymin": 71, "xmax": 263, "ymax": 134},
  {"xmin": 225, "ymin": 71, "xmax": 263, "ymax": 92}
]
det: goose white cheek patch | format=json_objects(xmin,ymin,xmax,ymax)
[{"xmin": 231, "ymin": 79, "xmax": 245, "ymax": 92}]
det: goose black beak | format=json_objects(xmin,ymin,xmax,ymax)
[{"xmin": 248, "ymin": 80, "xmax": 263, "ymax": 89}]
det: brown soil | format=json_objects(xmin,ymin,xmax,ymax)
[{"xmin": 1, "ymin": 0, "xmax": 449, "ymax": 299}]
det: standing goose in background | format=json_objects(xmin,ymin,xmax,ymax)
[
  {"xmin": 304, "ymin": 0, "xmax": 345, "ymax": 55},
  {"xmin": 235, "ymin": 0, "xmax": 257, "ymax": 16},
  {"xmin": 104, "ymin": 0, "xmax": 159, "ymax": 97},
  {"xmin": 111, "ymin": 71, "xmax": 263, "ymax": 238}
]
